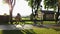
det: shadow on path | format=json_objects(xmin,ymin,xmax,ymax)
[
  {"xmin": 33, "ymin": 24, "xmax": 60, "ymax": 31},
  {"xmin": 2, "ymin": 29, "xmax": 36, "ymax": 34}
]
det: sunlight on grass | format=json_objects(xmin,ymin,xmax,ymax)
[
  {"xmin": 12, "ymin": 21, "xmax": 56, "ymax": 25},
  {"xmin": 22, "ymin": 18, "xmax": 30, "ymax": 20},
  {"xmin": 25, "ymin": 21, "xmax": 33, "ymax": 24},
  {"xmin": 0, "ymin": 28, "xmax": 60, "ymax": 34},
  {"xmin": 43, "ymin": 21, "xmax": 56, "ymax": 25},
  {"xmin": 33, "ymin": 27, "xmax": 60, "ymax": 34},
  {"xmin": 0, "ymin": 30, "xmax": 3, "ymax": 34}
]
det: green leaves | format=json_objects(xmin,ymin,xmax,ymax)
[
  {"xmin": 26, "ymin": 0, "xmax": 42, "ymax": 8},
  {"xmin": 44, "ymin": 0, "xmax": 58, "ymax": 9},
  {"xmin": 27, "ymin": 0, "xmax": 34, "ymax": 7}
]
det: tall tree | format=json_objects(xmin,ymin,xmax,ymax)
[
  {"xmin": 44, "ymin": 0, "xmax": 60, "ymax": 24},
  {"xmin": 58, "ymin": 0, "xmax": 60, "ymax": 24},
  {"xmin": 26, "ymin": 0, "xmax": 42, "ymax": 25},
  {"xmin": 3, "ymin": 0, "xmax": 16, "ymax": 24},
  {"xmin": 44, "ymin": 0, "xmax": 57, "ymax": 10},
  {"xmin": 26, "ymin": 0, "xmax": 42, "ymax": 18},
  {"xmin": 34, "ymin": 0, "xmax": 42, "ymax": 18},
  {"xmin": 26, "ymin": 0, "xmax": 34, "ymax": 20}
]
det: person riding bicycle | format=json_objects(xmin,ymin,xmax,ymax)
[{"xmin": 15, "ymin": 13, "xmax": 22, "ymax": 24}]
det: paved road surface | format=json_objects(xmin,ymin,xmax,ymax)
[
  {"xmin": 0, "ymin": 24, "xmax": 33, "ymax": 30},
  {"xmin": 0, "ymin": 24, "xmax": 57, "ymax": 30}
]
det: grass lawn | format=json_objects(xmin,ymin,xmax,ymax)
[
  {"xmin": 33, "ymin": 26, "xmax": 60, "ymax": 34},
  {"xmin": 0, "ymin": 18, "xmax": 59, "ymax": 34},
  {"xmin": 0, "ymin": 26, "xmax": 60, "ymax": 34},
  {"xmin": 12, "ymin": 21, "xmax": 56, "ymax": 25},
  {"xmin": 12, "ymin": 17, "xmax": 56, "ymax": 25},
  {"xmin": 43, "ymin": 21, "xmax": 56, "ymax": 25}
]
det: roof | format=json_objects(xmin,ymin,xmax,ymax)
[{"xmin": 41, "ymin": 10, "xmax": 55, "ymax": 14}]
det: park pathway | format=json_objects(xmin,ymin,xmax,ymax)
[
  {"xmin": 0, "ymin": 24, "xmax": 33, "ymax": 30},
  {"xmin": 0, "ymin": 24, "xmax": 60, "ymax": 30}
]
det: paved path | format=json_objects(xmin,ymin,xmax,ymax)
[
  {"xmin": 0, "ymin": 24, "xmax": 59, "ymax": 30},
  {"xmin": 0, "ymin": 24, "xmax": 33, "ymax": 30}
]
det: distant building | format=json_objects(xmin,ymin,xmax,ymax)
[{"xmin": 38, "ymin": 10, "xmax": 56, "ymax": 20}]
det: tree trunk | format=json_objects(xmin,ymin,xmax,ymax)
[
  {"xmin": 9, "ymin": 7, "xmax": 13, "ymax": 24},
  {"xmin": 9, "ymin": 0, "xmax": 16, "ymax": 24},
  {"xmin": 57, "ymin": 0, "xmax": 60, "ymax": 24},
  {"xmin": 32, "ymin": 5, "xmax": 34, "ymax": 20}
]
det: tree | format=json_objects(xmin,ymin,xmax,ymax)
[
  {"xmin": 44, "ymin": 0, "xmax": 57, "ymax": 10},
  {"xmin": 26, "ymin": 0, "xmax": 34, "ymax": 20},
  {"xmin": 3, "ymin": 0, "xmax": 16, "ymax": 24},
  {"xmin": 44, "ymin": 0, "xmax": 60, "ymax": 24},
  {"xmin": 58, "ymin": 0, "xmax": 60, "ymax": 24},
  {"xmin": 34, "ymin": 0, "xmax": 42, "ymax": 18},
  {"xmin": 26, "ymin": 0, "xmax": 42, "ymax": 25},
  {"xmin": 26, "ymin": 0, "xmax": 42, "ymax": 18}
]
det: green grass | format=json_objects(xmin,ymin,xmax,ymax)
[
  {"xmin": 0, "ymin": 27, "xmax": 60, "ymax": 34},
  {"xmin": 0, "ymin": 17, "xmax": 60, "ymax": 34},
  {"xmin": 22, "ymin": 18, "xmax": 30, "ymax": 20},
  {"xmin": 0, "ymin": 30, "xmax": 3, "ymax": 34},
  {"xmin": 11, "ymin": 21, "xmax": 56, "ymax": 25},
  {"xmin": 12, "ymin": 17, "xmax": 56, "ymax": 25},
  {"xmin": 33, "ymin": 28, "xmax": 60, "ymax": 34},
  {"xmin": 0, "ymin": 21, "xmax": 60, "ymax": 34},
  {"xmin": 43, "ymin": 21, "xmax": 56, "ymax": 25}
]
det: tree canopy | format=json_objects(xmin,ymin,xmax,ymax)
[
  {"xmin": 44, "ymin": 0, "xmax": 58, "ymax": 10},
  {"xmin": 26, "ymin": 0, "xmax": 42, "ymax": 10}
]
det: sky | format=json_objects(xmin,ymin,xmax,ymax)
[
  {"xmin": 0, "ymin": 0, "xmax": 32, "ymax": 16},
  {"xmin": 13, "ymin": 0, "xmax": 32, "ymax": 16},
  {"xmin": 0, "ymin": 0, "xmax": 54, "ymax": 17}
]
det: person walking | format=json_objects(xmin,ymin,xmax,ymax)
[{"xmin": 58, "ymin": 15, "xmax": 60, "ymax": 24}]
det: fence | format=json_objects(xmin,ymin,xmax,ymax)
[{"xmin": 0, "ymin": 15, "xmax": 9, "ymax": 24}]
